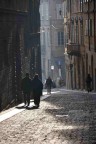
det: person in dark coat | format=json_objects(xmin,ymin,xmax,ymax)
[
  {"xmin": 31, "ymin": 74, "xmax": 43, "ymax": 108},
  {"xmin": 86, "ymin": 74, "xmax": 92, "ymax": 92},
  {"xmin": 21, "ymin": 73, "xmax": 32, "ymax": 106},
  {"xmin": 46, "ymin": 76, "xmax": 53, "ymax": 94}
]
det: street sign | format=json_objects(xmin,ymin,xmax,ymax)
[{"xmin": 51, "ymin": 65, "xmax": 54, "ymax": 70}]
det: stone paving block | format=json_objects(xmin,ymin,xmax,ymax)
[{"xmin": 0, "ymin": 90, "xmax": 96, "ymax": 143}]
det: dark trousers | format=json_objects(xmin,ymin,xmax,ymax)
[
  {"xmin": 33, "ymin": 92, "xmax": 40, "ymax": 107},
  {"xmin": 87, "ymin": 83, "xmax": 91, "ymax": 92},
  {"xmin": 47, "ymin": 85, "xmax": 51, "ymax": 93},
  {"xmin": 23, "ymin": 92, "xmax": 30, "ymax": 106}
]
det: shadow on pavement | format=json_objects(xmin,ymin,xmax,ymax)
[
  {"xmin": 42, "ymin": 93, "xmax": 96, "ymax": 143},
  {"xmin": 26, "ymin": 106, "xmax": 39, "ymax": 110},
  {"xmin": 51, "ymin": 128, "xmax": 90, "ymax": 143},
  {"xmin": 15, "ymin": 106, "xmax": 26, "ymax": 109}
]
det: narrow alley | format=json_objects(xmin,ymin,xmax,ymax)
[{"xmin": 0, "ymin": 89, "xmax": 96, "ymax": 144}]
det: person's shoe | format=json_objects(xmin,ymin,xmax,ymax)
[
  {"xmin": 26, "ymin": 104, "xmax": 30, "ymax": 108},
  {"xmin": 35, "ymin": 105, "xmax": 39, "ymax": 108}
]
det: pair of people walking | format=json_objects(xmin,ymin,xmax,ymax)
[{"xmin": 21, "ymin": 73, "xmax": 43, "ymax": 108}]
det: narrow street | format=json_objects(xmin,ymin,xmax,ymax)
[{"xmin": 0, "ymin": 89, "xmax": 96, "ymax": 144}]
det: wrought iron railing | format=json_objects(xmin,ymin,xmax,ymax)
[{"xmin": 67, "ymin": 43, "xmax": 80, "ymax": 56}]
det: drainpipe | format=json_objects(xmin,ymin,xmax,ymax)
[
  {"xmin": 69, "ymin": 0, "xmax": 71, "ymax": 40},
  {"xmin": 88, "ymin": 0, "xmax": 90, "ymax": 51},
  {"xmin": 94, "ymin": 0, "xmax": 96, "ymax": 51}
]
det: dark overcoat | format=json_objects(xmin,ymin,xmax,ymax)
[
  {"xmin": 21, "ymin": 77, "xmax": 32, "ymax": 93},
  {"xmin": 31, "ymin": 77, "xmax": 43, "ymax": 96}
]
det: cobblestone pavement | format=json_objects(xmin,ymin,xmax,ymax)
[{"xmin": 0, "ymin": 89, "xmax": 96, "ymax": 144}]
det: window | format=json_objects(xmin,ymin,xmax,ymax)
[
  {"xmin": 85, "ymin": 19, "xmax": 93, "ymax": 36},
  {"xmin": 89, "ymin": 19, "xmax": 92, "ymax": 36},
  {"xmin": 85, "ymin": 20, "xmax": 88, "ymax": 35},
  {"xmin": 40, "ymin": 2, "xmax": 49, "ymax": 20},
  {"xmin": 67, "ymin": 0, "xmax": 70, "ymax": 12},
  {"xmin": 83, "ymin": 0, "xmax": 88, "ymax": 3},
  {"xmin": 76, "ymin": 23, "xmax": 79, "ymax": 43},
  {"xmin": 63, "ymin": 1, "xmax": 67, "ymax": 18},
  {"xmin": 47, "ymin": 31, "xmax": 50, "ymax": 46},
  {"xmin": 43, "ymin": 58, "xmax": 45, "ymax": 72},
  {"xmin": 40, "ymin": 3, "xmax": 44, "ymax": 20},
  {"xmin": 80, "ymin": 0, "xmax": 83, "ymax": 12},
  {"xmin": 41, "ymin": 32, "xmax": 45, "ymax": 47},
  {"xmin": 56, "ymin": 4, "xmax": 63, "ymax": 19},
  {"xmin": 43, "ymin": 2, "xmax": 49, "ymax": 20},
  {"xmin": 80, "ymin": 22, "xmax": 84, "ymax": 45},
  {"xmin": 71, "ymin": 23, "xmax": 74, "ymax": 43},
  {"xmin": 58, "ymin": 32, "xmax": 64, "ymax": 46}
]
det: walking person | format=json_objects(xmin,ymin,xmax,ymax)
[
  {"xmin": 46, "ymin": 76, "xmax": 53, "ymax": 94},
  {"xmin": 21, "ymin": 73, "xmax": 32, "ymax": 107},
  {"xmin": 31, "ymin": 74, "xmax": 43, "ymax": 108},
  {"xmin": 86, "ymin": 74, "xmax": 92, "ymax": 93}
]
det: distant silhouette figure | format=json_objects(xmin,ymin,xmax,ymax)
[
  {"xmin": 31, "ymin": 74, "xmax": 43, "ymax": 108},
  {"xmin": 21, "ymin": 73, "xmax": 32, "ymax": 106},
  {"xmin": 86, "ymin": 74, "xmax": 92, "ymax": 92},
  {"xmin": 46, "ymin": 76, "xmax": 53, "ymax": 94}
]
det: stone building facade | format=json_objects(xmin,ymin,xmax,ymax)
[
  {"xmin": 0, "ymin": 0, "xmax": 41, "ymax": 111},
  {"xmin": 40, "ymin": 0, "xmax": 66, "ymax": 85},
  {"xmin": 0, "ymin": 0, "xmax": 29, "ymax": 110},
  {"xmin": 64, "ymin": 0, "xmax": 96, "ymax": 91},
  {"xmin": 28, "ymin": 0, "xmax": 41, "ymax": 79},
  {"xmin": 83, "ymin": 0, "xmax": 96, "ymax": 91}
]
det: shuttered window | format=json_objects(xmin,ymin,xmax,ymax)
[{"xmin": 58, "ymin": 32, "xmax": 64, "ymax": 46}]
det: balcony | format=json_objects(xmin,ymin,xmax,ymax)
[{"xmin": 67, "ymin": 43, "xmax": 80, "ymax": 56}]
